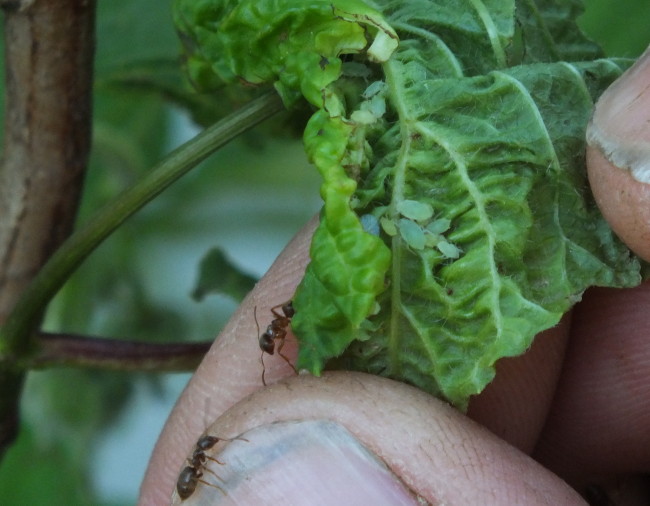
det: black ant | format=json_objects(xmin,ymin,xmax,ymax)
[
  {"xmin": 254, "ymin": 300, "xmax": 298, "ymax": 385},
  {"xmin": 176, "ymin": 434, "xmax": 247, "ymax": 500}
]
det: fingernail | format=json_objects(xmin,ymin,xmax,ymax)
[
  {"xmin": 587, "ymin": 46, "xmax": 650, "ymax": 183},
  {"xmin": 174, "ymin": 420, "xmax": 422, "ymax": 505}
]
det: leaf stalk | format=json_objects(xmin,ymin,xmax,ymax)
[{"xmin": 0, "ymin": 90, "xmax": 283, "ymax": 360}]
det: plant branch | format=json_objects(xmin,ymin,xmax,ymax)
[
  {"xmin": 0, "ymin": 0, "xmax": 95, "ymax": 328},
  {"xmin": 31, "ymin": 333, "xmax": 212, "ymax": 371},
  {"xmin": 0, "ymin": 0, "xmax": 96, "ymax": 455},
  {"xmin": 0, "ymin": 90, "xmax": 283, "ymax": 358}
]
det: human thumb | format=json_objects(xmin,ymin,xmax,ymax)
[{"xmin": 170, "ymin": 372, "xmax": 585, "ymax": 505}]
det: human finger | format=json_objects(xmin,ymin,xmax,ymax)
[
  {"xmin": 169, "ymin": 372, "xmax": 586, "ymax": 505},
  {"xmin": 533, "ymin": 284, "xmax": 650, "ymax": 495},
  {"xmin": 535, "ymin": 47, "xmax": 650, "ymax": 501},
  {"xmin": 140, "ymin": 210, "xmax": 573, "ymax": 504},
  {"xmin": 586, "ymin": 46, "xmax": 650, "ymax": 261},
  {"xmin": 139, "ymin": 216, "xmax": 316, "ymax": 505}
]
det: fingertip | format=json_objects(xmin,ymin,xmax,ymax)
[
  {"xmin": 179, "ymin": 372, "xmax": 586, "ymax": 505},
  {"xmin": 140, "ymin": 216, "xmax": 316, "ymax": 504},
  {"xmin": 587, "ymin": 46, "xmax": 650, "ymax": 261},
  {"xmin": 171, "ymin": 420, "xmax": 421, "ymax": 506},
  {"xmin": 467, "ymin": 315, "xmax": 571, "ymax": 453}
]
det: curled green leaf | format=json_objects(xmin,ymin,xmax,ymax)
[
  {"xmin": 175, "ymin": 0, "xmax": 642, "ymax": 409},
  {"xmin": 174, "ymin": 0, "xmax": 397, "ymax": 109}
]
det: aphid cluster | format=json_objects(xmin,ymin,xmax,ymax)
[
  {"xmin": 176, "ymin": 435, "xmax": 230, "ymax": 500},
  {"xmin": 256, "ymin": 300, "xmax": 298, "ymax": 385}
]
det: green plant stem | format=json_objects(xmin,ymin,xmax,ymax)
[{"xmin": 0, "ymin": 90, "xmax": 284, "ymax": 360}]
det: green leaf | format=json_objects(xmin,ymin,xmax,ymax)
[
  {"xmin": 513, "ymin": 0, "xmax": 603, "ymax": 62},
  {"xmin": 175, "ymin": 0, "xmax": 643, "ymax": 409},
  {"xmin": 173, "ymin": 0, "xmax": 397, "ymax": 108},
  {"xmin": 192, "ymin": 248, "xmax": 258, "ymax": 302},
  {"xmin": 295, "ymin": 110, "xmax": 392, "ymax": 374}
]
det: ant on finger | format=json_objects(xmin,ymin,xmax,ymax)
[
  {"xmin": 176, "ymin": 434, "xmax": 248, "ymax": 500},
  {"xmin": 254, "ymin": 300, "xmax": 298, "ymax": 385}
]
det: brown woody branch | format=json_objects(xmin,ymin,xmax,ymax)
[
  {"xmin": 0, "ymin": 0, "xmax": 96, "ymax": 456},
  {"xmin": 32, "ymin": 333, "xmax": 212, "ymax": 371}
]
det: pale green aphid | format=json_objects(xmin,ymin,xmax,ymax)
[
  {"xmin": 351, "ymin": 81, "xmax": 388, "ymax": 124},
  {"xmin": 396, "ymin": 200, "xmax": 434, "ymax": 222},
  {"xmin": 436, "ymin": 240, "xmax": 461, "ymax": 259},
  {"xmin": 362, "ymin": 81, "xmax": 387, "ymax": 99},
  {"xmin": 426, "ymin": 219, "xmax": 451, "ymax": 235},
  {"xmin": 380, "ymin": 216, "xmax": 397, "ymax": 237},
  {"xmin": 350, "ymin": 109, "xmax": 378, "ymax": 125},
  {"xmin": 175, "ymin": 0, "xmax": 643, "ymax": 409},
  {"xmin": 398, "ymin": 218, "xmax": 426, "ymax": 251}
]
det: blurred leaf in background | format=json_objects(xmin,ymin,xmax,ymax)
[
  {"xmin": 0, "ymin": 0, "xmax": 647, "ymax": 504},
  {"xmin": 192, "ymin": 248, "xmax": 257, "ymax": 302},
  {"xmin": 579, "ymin": 0, "xmax": 649, "ymax": 57}
]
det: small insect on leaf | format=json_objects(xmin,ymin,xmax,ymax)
[
  {"xmin": 426, "ymin": 218, "xmax": 451, "ymax": 235},
  {"xmin": 360, "ymin": 214, "xmax": 381, "ymax": 236},
  {"xmin": 397, "ymin": 200, "xmax": 434, "ymax": 222},
  {"xmin": 380, "ymin": 216, "xmax": 398, "ymax": 236},
  {"xmin": 350, "ymin": 109, "xmax": 379, "ymax": 125},
  {"xmin": 398, "ymin": 218, "xmax": 426, "ymax": 250},
  {"xmin": 362, "ymin": 80, "xmax": 387, "ymax": 99},
  {"xmin": 436, "ymin": 240, "xmax": 461, "ymax": 259}
]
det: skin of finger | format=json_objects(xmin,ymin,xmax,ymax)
[
  {"xmin": 198, "ymin": 371, "xmax": 587, "ymax": 505},
  {"xmin": 467, "ymin": 314, "xmax": 571, "ymax": 453},
  {"xmin": 533, "ymin": 283, "xmax": 650, "ymax": 488},
  {"xmin": 140, "ymin": 215, "xmax": 568, "ymax": 504},
  {"xmin": 538, "ymin": 48, "xmax": 650, "ymax": 494},
  {"xmin": 586, "ymin": 46, "xmax": 650, "ymax": 261},
  {"xmin": 587, "ymin": 147, "xmax": 650, "ymax": 261},
  {"xmin": 139, "ymin": 217, "xmax": 316, "ymax": 506}
]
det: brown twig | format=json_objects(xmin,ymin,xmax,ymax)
[
  {"xmin": 32, "ymin": 333, "xmax": 212, "ymax": 371},
  {"xmin": 0, "ymin": 0, "xmax": 96, "ymax": 456}
]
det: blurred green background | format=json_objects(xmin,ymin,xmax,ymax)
[{"xmin": 0, "ymin": 1, "xmax": 647, "ymax": 504}]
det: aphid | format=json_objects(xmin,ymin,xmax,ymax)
[
  {"xmin": 176, "ymin": 435, "xmax": 247, "ymax": 500},
  {"xmin": 255, "ymin": 301, "xmax": 298, "ymax": 385}
]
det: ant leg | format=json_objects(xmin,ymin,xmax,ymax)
[
  {"xmin": 261, "ymin": 350, "xmax": 268, "ymax": 386},
  {"xmin": 213, "ymin": 435, "xmax": 249, "ymax": 444},
  {"xmin": 204, "ymin": 454, "xmax": 225, "ymax": 466},
  {"xmin": 198, "ymin": 478, "xmax": 226, "ymax": 495},
  {"xmin": 276, "ymin": 337, "xmax": 298, "ymax": 375},
  {"xmin": 269, "ymin": 301, "xmax": 286, "ymax": 319},
  {"xmin": 200, "ymin": 437, "xmax": 250, "ymax": 467},
  {"xmin": 202, "ymin": 464, "xmax": 226, "ymax": 483}
]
